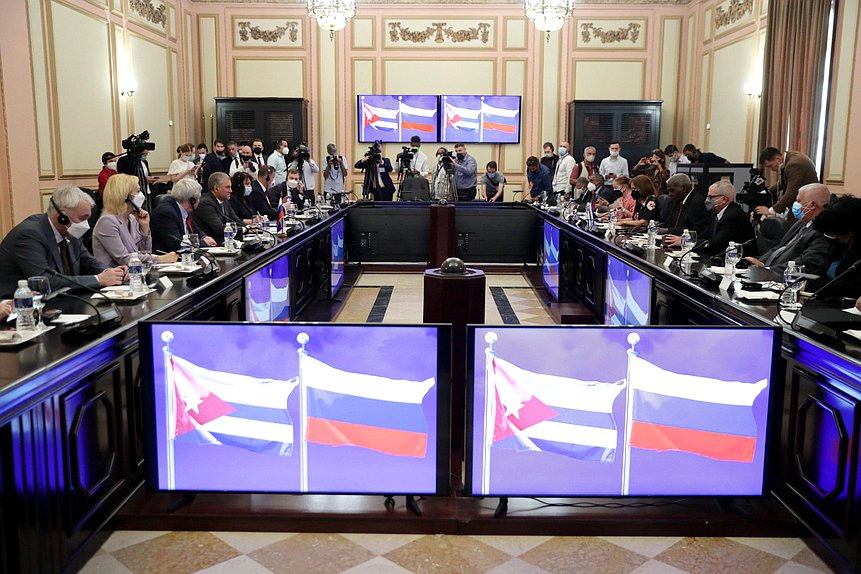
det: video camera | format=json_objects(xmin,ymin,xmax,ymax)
[
  {"xmin": 296, "ymin": 144, "xmax": 311, "ymax": 161},
  {"xmin": 327, "ymin": 154, "xmax": 340, "ymax": 170},
  {"xmin": 121, "ymin": 131, "xmax": 155, "ymax": 156},
  {"xmin": 737, "ymin": 167, "xmax": 771, "ymax": 210},
  {"xmin": 398, "ymin": 145, "xmax": 415, "ymax": 171},
  {"xmin": 365, "ymin": 141, "xmax": 382, "ymax": 163}
]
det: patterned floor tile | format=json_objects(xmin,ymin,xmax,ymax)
[
  {"xmin": 340, "ymin": 533, "xmax": 425, "ymax": 555},
  {"xmin": 211, "ymin": 532, "xmax": 297, "ymax": 554},
  {"xmin": 484, "ymin": 557, "xmax": 554, "ymax": 574},
  {"xmin": 599, "ymin": 537, "xmax": 683, "ymax": 559},
  {"xmin": 519, "ymin": 536, "xmax": 650, "ymax": 574},
  {"xmin": 469, "ymin": 535, "xmax": 554, "ymax": 556},
  {"xmin": 335, "ymin": 287, "xmax": 379, "ymax": 323},
  {"xmin": 248, "ymin": 533, "xmax": 376, "ymax": 574},
  {"xmin": 112, "ymin": 532, "xmax": 241, "ymax": 574},
  {"xmin": 654, "ymin": 537, "xmax": 787, "ymax": 574},
  {"xmin": 192, "ymin": 555, "xmax": 276, "ymax": 574},
  {"xmin": 340, "ymin": 556, "xmax": 415, "ymax": 574},
  {"xmin": 729, "ymin": 537, "xmax": 809, "ymax": 560},
  {"xmin": 628, "ymin": 559, "xmax": 690, "ymax": 574},
  {"xmin": 789, "ymin": 546, "xmax": 834, "ymax": 572},
  {"xmin": 78, "ymin": 553, "xmax": 136, "ymax": 574},
  {"xmin": 384, "ymin": 534, "xmax": 511, "ymax": 574},
  {"xmin": 100, "ymin": 530, "xmax": 173, "ymax": 553},
  {"xmin": 774, "ymin": 561, "xmax": 836, "ymax": 574}
]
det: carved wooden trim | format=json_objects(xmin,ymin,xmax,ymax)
[
  {"xmin": 580, "ymin": 22, "xmax": 641, "ymax": 44},
  {"xmin": 714, "ymin": 0, "xmax": 754, "ymax": 31},
  {"xmin": 388, "ymin": 22, "xmax": 491, "ymax": 44},
  {"xmin": 128, "ymin": 0, "xmax": 166, "ymax": 28},
  {"xmin": 237, "ymin": 21, "xmax": 299, "ymax": 43}
]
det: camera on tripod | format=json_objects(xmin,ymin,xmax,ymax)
[
  {"xmin": 122, "ymin": 131, "xmax": 155, "ymax": 155},
  {"xmin": 366, "ymin": 141, "xmax": 382, "ymax": 163},
  {"xmin": 737, "ymin": 167, "xmax": 771, "ymax": 210},
  {"xmin": 295, "ymin": 143, "xmax": 311, "ymax": 161}
]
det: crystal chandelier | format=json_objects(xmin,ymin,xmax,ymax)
[
  {"xmin": 524, "ymin": 0, "xmax": 575, "ymax": 33},
  {"xmin": 308, "ymin": 0, "xmax": 356, "ymax": 33}
]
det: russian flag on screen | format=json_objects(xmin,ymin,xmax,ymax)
[
  {"xmin": 481, "ymin": 98, "xmax": 519, "ymax": 134},
  {"xmin": 269, "ymin": 268, "xmax": 289, "ymax": 322},
  {"xmin": 302, "ymin": 355, "xmax": 434, "ymax": 458},
  {"xmin": 399, "ymin": 100, "xmax": 436, "ymax": 133},
  {"xmin": 628, "ymin": 355, "xmax": 767, "ymax": 462},
  {"xmin": 169, "ymin": 355, "xmax": 297, "ymax": 456},
  {"xmin": 490, "ymin": 356, "xmax": 624, "ymax": 462},
  {"xmin": 362, "ymin": 101, "xmax": 399, "ymax": 132}
]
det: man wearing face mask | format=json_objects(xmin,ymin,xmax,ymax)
[
  {"xmin": 599, "ymin": 142, "xmax": 629, "ymax": 184},
  {"xmin": 695, "ymin": 180, "xmax": 754, "ymax": 256},
  {"xmin": 269, "ymin": 169, "xmax": 312, "ymax": 207},
  {"xmin": 0, "ymin": 186, "xmax": 126, "ymax": 296},
  {"xmin": 480, "ymin": 161, "xmax": 507, "ymax": 202},
  {"xmin": 540, "ymin": 142, "xmax": 558, "ymax": 175},
  {"xmin": 202, "ymin": 140, "xmax": 228, "ymax": 185},
  {"xmin": 552, "ymin": 141, "xmax": 576, "ymax": 203},
  {"xmin": 98, "ymin": 152, "xmax": 118, "ymax": 197},
  {"xmin": 570, "ymin": 146, "xmax": 599, "ymax": 184},
  {"xmin": 267, "ymin": 139, "xmax": 291, "ymax": 185},
  {"xmin": 251, "ymin": 139, "xmax": 266, "ymax": 170},
  {"xmin": 322, "ymin": 143, "xmax": 347, "ymax": 203},
  {"xmin": 453, "ymin": 143, "xmax": 478, "ymax": 201},
  {"xmin": 745, "ymin": 183, "xmax": 831, "ymax": 275},
  {"xmin": 664, "ymin": 145, "xmax": 690, "ymax": 175},
  {"xmin": 229, "ymin": 144, "xmax": 258, "ymax": 178},
  {"xmin": 252, "ymin": 165, "xmax": 278, "ymax": 220}
]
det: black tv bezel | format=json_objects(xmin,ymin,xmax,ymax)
[
  {"xmin": 139, "ymin": 321, "xmax": 452, "ymax": 496},
  {"xmin": 440, "ymin": 94, "xmax": 522, "ymax": 145},
  {"xmin": 463, "ymin": 324, "xmax": 781, "ymax": 498},
  {"xmin": 604, "ymin": 253, "xmax": 653, "ymax": 326},
  {"xmin": 356, "ymin": 94, "xmax": 440, "ymax": 144}
]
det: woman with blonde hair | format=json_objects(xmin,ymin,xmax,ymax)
[{"xmin": 92, "ymin": 174, "xmax": 178, "ymax": 267}]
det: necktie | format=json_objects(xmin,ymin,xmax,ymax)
[
  {"xmin": 58, "ymin": 240, "xmax": 71, "ymax": 275},
  {"xmin": 674, "ymin": 201, "xmax": 684, "ymax": 227},
  {"xmin": 186, "ymin": 215, "xmax": 193, "ymax": 234},
  {"xmin": 765, "ymin": 225, "xmax": 802, "ymax": 266}
]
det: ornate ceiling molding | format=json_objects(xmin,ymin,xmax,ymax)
[{"xmin": 188, "ymin": 0, "xmax": 691, "ymax": 5}]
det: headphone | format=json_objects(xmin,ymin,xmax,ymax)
[
  {"xmin": 188, "ymin": 196, "xmax": 197, "ymax": 208},
  {"xmin": 50, "ymin": 197, "xmax": 71, "ymax": 226}
]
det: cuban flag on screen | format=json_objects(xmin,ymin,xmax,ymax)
[
  {"xmin": 543, "ymin": 231, "xmax": 559, "ymax": 291},
  {"xmin": 362, "ymin": 100, "xmax": 399, "ymax": 132},
  {"xmin": 169, "ymin": 355, "xmax": 297, "ymax": 456},
  {"xmin": 481, "ymin": 98, "xmax": 519, "ymax": 134},
  {"xmin": 246, "ymin": 278, "xmax": 271, "ymax": 322},
  {"xmin": 301, "ymin": 355, "xmax": 434, "ymax": 458},
  {"xmin": 628, "ymin": 355, "xmax": 767, "ymax": 462},
  {"xmin": 490, "ymin": 356, "xmax": 624, "ymax": 462},
  {"xmin": 444, "ymin": 101, "xmax": 481, "ymax": 132},
  {"xmin": 606, "ymin": 274, "xmax": 626, "ymax": 326},
  {"xmin": 625, "ymin": 282, "xmax": 648, "ymax": 325},
  {"xmin": 399, "ymin": 100, "xmax": 436, "ymax": 133}
]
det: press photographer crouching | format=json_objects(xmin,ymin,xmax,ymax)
[{"xmin": 355, "ymin": 142, "xmax": 395, "ymax": 201}]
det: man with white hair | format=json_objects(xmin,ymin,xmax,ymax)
[
  {"xmin": 151, "ymin": 178, "xmax": 217, "ymax": 253},
  {"xmin": 0, "ymin": 186, "xmax": 125, "ymax": 296},
  {"xmin": 698, "ymin": 179, "xmax": 755, "ymax": 256},
  {"xmin": 745, "ymin": 183, "xmax": 831, "ymax": 275}
]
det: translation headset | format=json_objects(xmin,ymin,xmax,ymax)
[
  {"xmin": 50, "ymin": 197, "xmax": 71, "ymax": 226},
  {"xmin": 188, "ymin": 196, "xmax": 197, "ymax": 208}
]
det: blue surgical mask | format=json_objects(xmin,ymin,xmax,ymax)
[
  {"xmin": 244, "ymin": 185, "xmax": 253, "ymax": 196},
  {"xmin": 183, "ymin": 154, "xmax": 194, "ymax": 162},
  {"xmin": 558, "ymin": 147, "xmax": 567, "ymax": 156},
  {"xmin": 791, "ymin": 201, "xmax": 804, "ymax": 220}
]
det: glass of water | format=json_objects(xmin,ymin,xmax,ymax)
[
  {"xmin": 139, "ymin": 248, "xmax": 153, "ymax": 279},
  {"xmin": 27, "ymin": 275, "xmax": 51, "ymax": 328}
]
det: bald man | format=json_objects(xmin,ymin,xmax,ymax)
[
  {"xmin": 745, "ymin": 183, "xmax": 831, "ymax": 275},
  {"xmin": 552, "ymin": 140, "xmax": 576, "ymax": 201}
]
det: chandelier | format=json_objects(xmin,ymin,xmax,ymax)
[
  {"xmin": 307, "ymin": 0, "xmax": 356, "ymax": 33},
  {"xmin": 524, "ymin": 0, "xmax": 575, "ymax": 33}
]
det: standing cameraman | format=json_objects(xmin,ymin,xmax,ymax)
[
  {"xmin": 323, "ymin": 143, "xmax": 347, "ymax": 203},
  {"xmin": 355, "ymin": 142, "xmax": 394, "ymax": 201},
  {"xmin": 431, "ymin": 147, "xmax": 455, "ymax": 201},
  {"xmin": 288, "ymin": 143, "xmax": 320, "ymax": 204},
  {"xmin": 453, "ymin": 142, "xmax": 477, "ymax": 201},
  {"xmin": 117, "ymin": 131, "xmax": 157, "ymax": 209}
]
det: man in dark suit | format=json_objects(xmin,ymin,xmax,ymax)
[
  {"xmin": 251, "ymin": 166, "xmax": 277, "ymax": 220},
  {"xmin": 745, "ymin": 183, "xmax": 831, "ymax": 275},
  {"xmin": 355, "ymin": 144, "xmax": 395, "ymax": 201},
  {"xmin": 192, "ymin": 172, "xmax": 243, "ymax": 245},
  {"xmin": 755, "ymin": 147, "xmax": 819, "ymax": 221},
  {"xmin": 201, "ymin": 139, "xmax": 229, "ymax": 186},
  {"xmin": 698, "ymin": 180, "xmax": 755, "ymax": 257},
  {"xmin": 660, "ymin": 173, "xmax": 711, "ymax": 245},
  {"xmin": 0, "ymin": 187, "xmax": 125, "ymax": 296},
  {"xmin": 151, "ymin": 179, "xmax": 216, "ymax": 253}
]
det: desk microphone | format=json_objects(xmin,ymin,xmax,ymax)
[{"xmin": 43, "ymin": 268, "xmax": 123, "ymax": 336}]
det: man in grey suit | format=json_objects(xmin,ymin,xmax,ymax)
[
  {"xmin": 192, "ymin": 172, "xmax": 243, "ymax": 245},
  {"xmin": 0, "ymin": 187, "xmax": 125, "ymax": 297},
  {"xmin": 745, "ymin": 183, "xmax": 831, "ymax": 276}
]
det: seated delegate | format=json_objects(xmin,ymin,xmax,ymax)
[{"xmin": 151, "ymin": 179, "xmax": 216, "ymax": 253}]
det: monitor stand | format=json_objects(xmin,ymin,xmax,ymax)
[{"xmin": 384, "ymin": 495, "xmax": 422, "ymax": 516}]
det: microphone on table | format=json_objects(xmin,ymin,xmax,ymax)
[{"xmin": 42, "ymin": 269, "xmax": 123, "ymax": 337}]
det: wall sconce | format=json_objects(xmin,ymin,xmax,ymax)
[
  {"xmin": 743, "ymin": 80, "xmax": 761, "ymax": 99},
  {"xmin": 120, "ymin": 77, "xmax": 139, "ymax": 97}
]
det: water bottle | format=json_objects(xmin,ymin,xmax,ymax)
[
  {"xmin": 680, "ymin": 229, "xmax": 691, "ymax": 251},
  {"xmin": 128, "ymin": 252, "xmax": 144, "ymax": 294},
  {"xmin": 646, "ymin": 220, "xmax": 657, "ymax": 249},
  {"xmin": 783, "ymin": 261, "xmax": 798, "ymax": 307},
  {"xmin": 180, "ymin": 234, "xmax": 194, "ymax": 269},
  {"xmin": 608, "ymin": 208, "xmax": 617, "ymax": 234},
  {"xmin": 303, "ymin": 199, "xmax": 310, "ymax": 211},
  {"xmin": 14, "ymin": 280, "xmax": 36, "ymax": 333},
  {"xmin": 223, "ymin": 222, "xmax": 236, "ymax": 250},
  {"xmin": 724, "ymin": 242, "xmax": 739, "ymax": 277},
  {"xmin": 287, "ymin": 198, "xmax": 296, "ymax": 219}
]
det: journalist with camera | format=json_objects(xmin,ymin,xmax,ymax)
[
  {"xmin": 287, "ymin": 143, "xmax": 320, "ymax": 204},
  {"xmin": 396, "ymin": 135, "xmax": 429, "ymax": 178},
  {"xmin": 355, "ymin": 142, "xmax": 395, "ymax": 201},
  {"xmin": 117, "ymin": 131, "xmax": 157, "ymax": 209},
  {"xmin": 323, "ymin": 143, "xmax": 347, "ymax": 203},
  {"xmin": 451, "ymin": 143, "xmax": 478, "ymax": 201}
]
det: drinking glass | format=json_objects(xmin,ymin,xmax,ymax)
[
  {"xmin": 27, "ymin": 275, "xmax": 51, "ymax": 328},
  {"xmin": 188, "ymin": 233, "xmax": 200, "ymax": 251},
  {"xmin": 139, "ymin": 248, "xmax": 153, "ymax": 278}
]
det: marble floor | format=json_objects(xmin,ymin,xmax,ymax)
[{"xmin": 80, "ymin": 271, "xmax": 838, "ymax": 574}]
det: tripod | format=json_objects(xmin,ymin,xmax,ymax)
[{"xmin": 360, "ymin": 158, "xmax": 383, "ymax": 201}]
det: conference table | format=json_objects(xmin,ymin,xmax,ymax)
[{"xmin": 1, "ymin": 201, "xmax": 859, "ymax": 574}]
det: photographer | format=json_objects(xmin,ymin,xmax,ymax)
[
  {"xmin": 229, "ymin": 144, "xmax": 259, "ymax": 178},
  {"xmin": 397, "ymin": 135, "xmax": 428, "ymax": 178},
  {"xmin": 288, "ymin": 143, "xmax": 320, "ymax": 204},
  {"xmin": 355, "ymin": 143, "xmax": 394, "ymax": 201},
  {"xmin": 322, "ymin": 143, "xmax": 347, "ymax": 202},
  {"xmin": 432, "ymin": 147, "xmax": 455, "ymax": 201},
  {"xmin": 117, "ymin": 131, "xmax": 157, "ymax": 209},
  {"xmin": 453, "ymin": 143, "xmax": 478, "ymax": 201}
]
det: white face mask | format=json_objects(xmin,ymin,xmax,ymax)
[
  {"xmin": 131, "ymin": 193, "xmax": 146, "ymax": 209},
  {"xmin": 587, "ymin": 182, "xmax": 597, "ymax": 192},
  {"xmin": 198, "ymin": 153, "xmax": 206, "ymax": 161},
  {"xmin": 244, "ymin": 185, "xmax": 253, "ymax": 196},
  {"xmin": 282, "ymin": 147, "xmax": 290, "ymax": 155},
  {"xmin": 609, "ymin": 150, "xmax": 619, "ymax": 159},
  {"xmin": 106, "ymin": 161, "xmax": 117, "ymax": 171},
  {"xmin": 585, "ymin": 154, "xmax": 596, "ymax": 163},
  {"xmin": 67, "ymin": 219, "xmax": 90, "ymax": 239},
  {"xmin": 287, "ymin": 180, "xmax": 299, "ymax": 189}
]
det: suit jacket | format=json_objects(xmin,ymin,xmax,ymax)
[
  {"xmin": 229, "ymin": 192, "xmax": 255, "ymax": 221},
  {"xmin": 249, "ymin": 180, "xmax": 277, "ymax": 220},
  {"xmin": 700, "ymin": 202, "xmax": 755, "ymax": 257},
  {"xmin": 807, "ymin": 249, "xmax": 861, "ymax": 299},
  {"xmin": 201, "ymin": 153, "xmax": 228, "ymax": 187},
  {"xmin": 92, "ymin": 213, "xmax": 153, "ymax": 267},
  {"xmin": 663, "ymin": 189, "xmax": 710, "ymax": 236},
  {"xmin": 0, "ymin": 213, "xmax": 107, "ymax": 296},
  {"xmin": 191, "ymin": 193, "xmax": 242, "ymax": 245},
  {"xmin": 771, "ymin": 151, "xmax": 819, "ymax": 217},
  {"xmin": 151, "ymin": 196, "xmax": 208, "ymax": 253},
  {"xmin": 268, "ymin": 181, "xmax": 315, "ymax": 207},
  {"xmin": 759, "ymin": 219, "xmax": 829, "ymax": 275}
]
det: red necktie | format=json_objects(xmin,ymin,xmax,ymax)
[
  {"xmin": 674, "ymin": 202, "xmax": 684, "ymax": 226},
  {"xmin": 186, "ymin": 215, "xmax": 193, "ymax": 234}
]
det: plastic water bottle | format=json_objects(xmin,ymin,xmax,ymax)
[
  {"xmin": 287, "ymin": 198, "xmax": 296, "ymax": 219},
  {"xmin": 724, "ymin": 242, "xmax": 739, "ymax": 277},
  {"xmin": 680, "ymin": 229, "xmax": 691, "ymax": 251},
  {"xmin": 647, "ymin": 220, "xmax": 657, "ymax": 249},
  {"xmin": 783, "ymin": 261, "xmax": 798, "ymax": 307},
  {"xmin": 180, "ymin": 234, "xmax": 195, "ymax": 269},
  {"xmin": 608, "ymin": 208, "xmax": 617, "ymax": 234},
  {"xmin": 224, "ymin": 222, "xmax": 236, "ymax": 250},
  {"xmin": 14, "ymin": 280, "xmax": 36, "ymax": 333},
  {"xmin": 128, "ymin": 252, "xmax": 144, "ymax": 294}
]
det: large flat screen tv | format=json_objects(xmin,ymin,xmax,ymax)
[
  {"xmin": 331, "ymin": 218, "xmax": 345, "ymax": 297},
  {"xmin": 358, "ymin": 95, "xmax": 439, "ymax": 143},
  {"xmin": 542, "ymin": 221, "xmax": 560, "ymax": 301},
  {"xmin": 244, "ymin": 255, "xmax": 290, "ymax": 322},
  {"xmin": 466, "ymin": 325, "xmax": 779, "ymax": 497},
  {"xmin": 141, "ymin": 323, "xmax": 451, "ymax": 495},
  {"xmin": 605, "ymin": 254, "xmax": 651, "ymax": 326},
  {"xmin": 441, "ymin": 95, "xmax": 521, "ymax": 144}
]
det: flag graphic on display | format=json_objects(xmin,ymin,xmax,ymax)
[
  {"xmin": 481, "ymin": 100, "xmax": 519, "ymax": 134},
  {"xmin": 301, "ymin": 356, "xmax": 434, "ymax": 458},
  {"xmin": 246, "ymin": 278, "xmax": 271, "ymax": 322},
  {"xmin": 606, "ymin": 274, "xmax": 626, "ymax": 326},
  {"xmin": 270, "ymin": 273, "xmax": 289, "ymax": 322},
  {"xmin": 399, "ymin": 100, "xmax": 436, "ymax": 133},
  {"xmin": 489, "ymin": 356, "xmax": 624, "ymax": 462},
  {"xmin": 362, "ymin": 101, "xmax": 399, "ymax": 132},
  {"xmin": 627, "ymin": 355, "xmax": 767, "ymax": 462},
  {"xmin": 543, "ymin": 228, "xmax": 559, "ymax": 299},
  {"xmin": 168, "ymin": 355, "xmax": 298, "ymax": 456},
  {"xmin": 444, "ymin": 102, "xmax": 481, "ymax": 132},
  {"xmin": 626, "ymin": 282, "xmax": 648, "ymax": 326}
]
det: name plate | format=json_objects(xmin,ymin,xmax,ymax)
[
  {"xmin": 719, "ymin": 276, "xmax": 735, "ymax": 292},
  {"xmin": 158, "ymin": 276, "xmax": 174, "ymax": 289}
]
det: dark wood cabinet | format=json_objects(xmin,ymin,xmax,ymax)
[
  {"xmin": 569, "ymin": 238, "xmax": 605, "ymax": 316},
  {"xmin": 215, "ymin": 97, "xmax": 309, "ymax": 152},
  {"xmin": 567, "ymin": 100, "xmax": 662, "ymax": 168}
]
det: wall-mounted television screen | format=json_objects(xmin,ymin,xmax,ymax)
[
  {"xmin": 140, "ymin": 322, "xmax": 451, "ymax": 495},
  {"xmin": 441, "ymin": 95, "xmax": 521, "ymax": 144},
  {"xmin": 245, "ymin": 255, "xmax": 290, "ymax": 323},
  {"xmin": 605, "ymin": 255, "xmax": 651, "ymax": 326},
  {"xmin": 358, "ymin": 95, "xmax": 439, "ymax": 143},
  {"xmin": 331, "ymin": 218, "xmax": 345, "ymax": 297},
  {"xmin": 542, "ymin": 221, "xmax": 560, "ymax": 301},
  {"xmin": 466, "ymin": 325, "xmax": 779, "ymax": 497}
]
